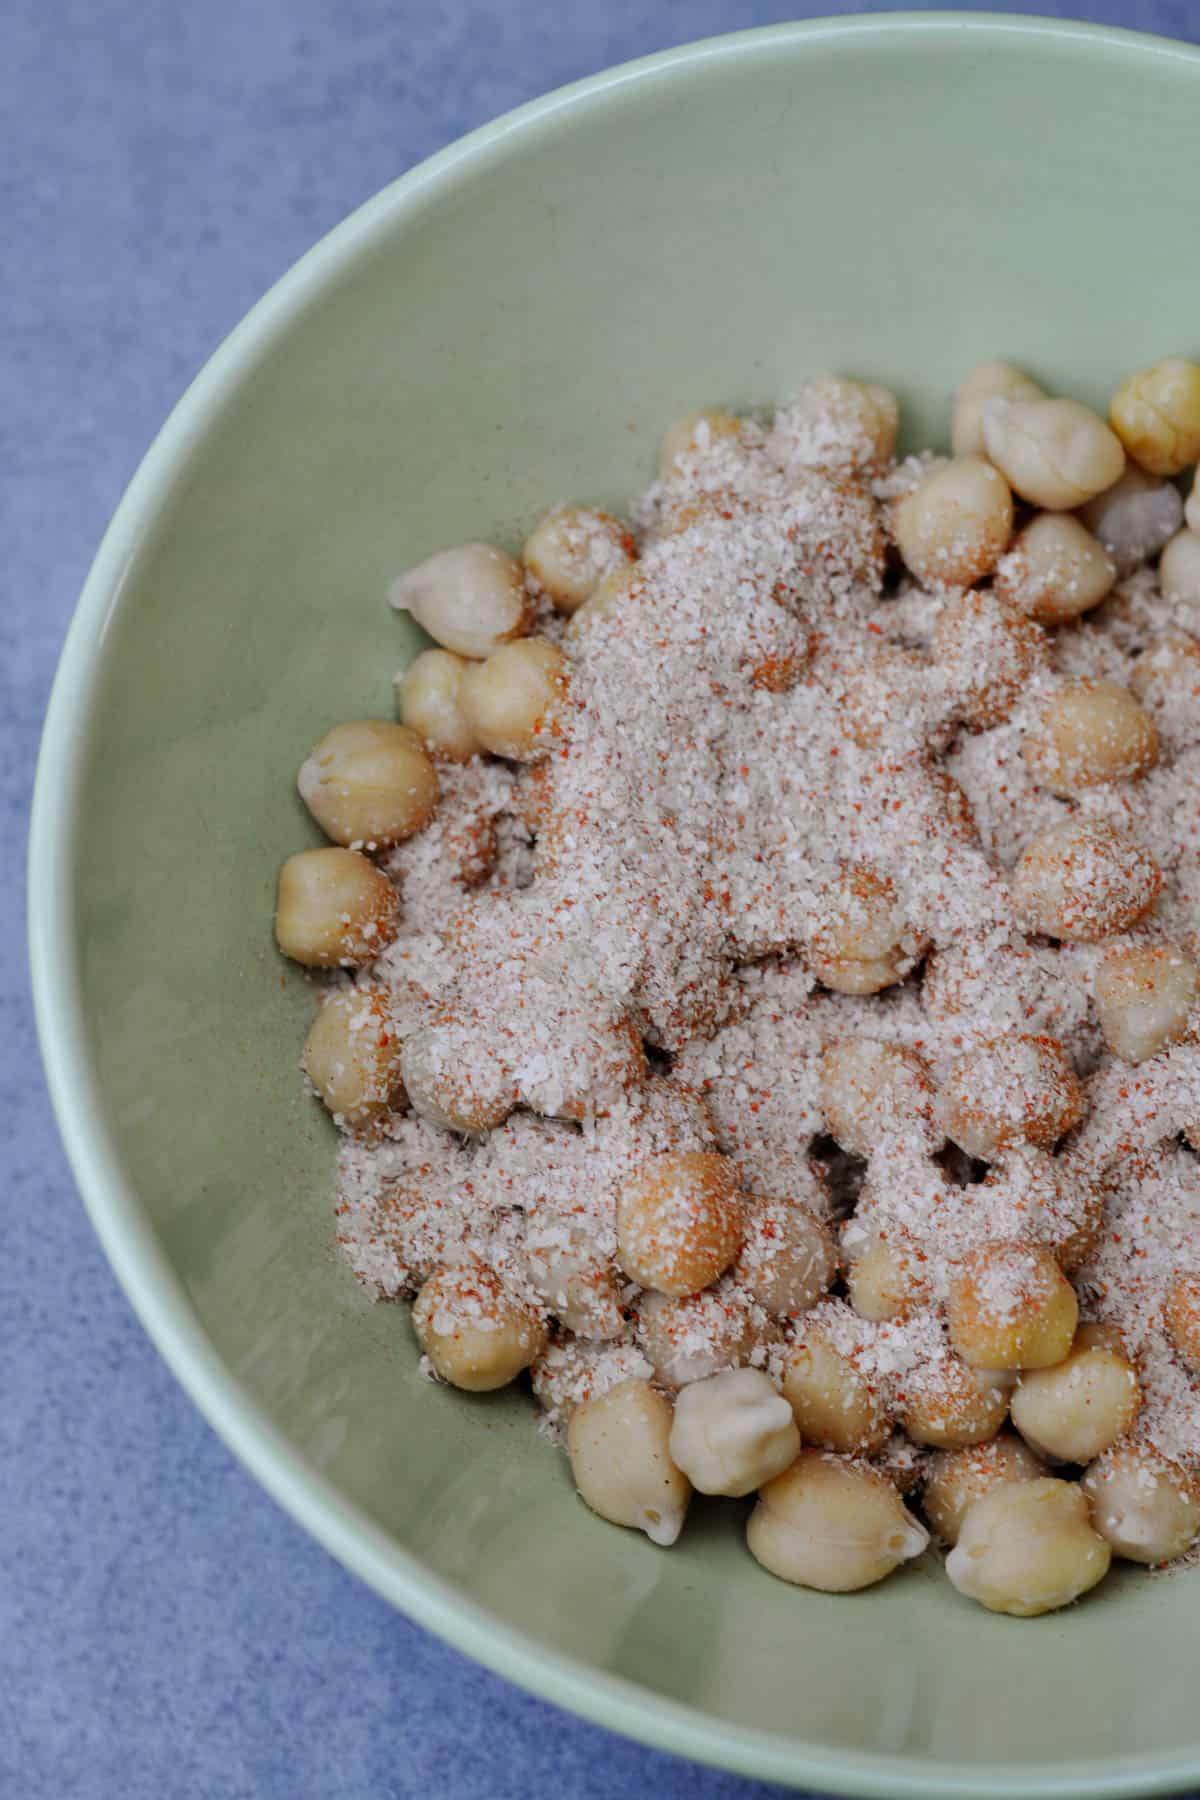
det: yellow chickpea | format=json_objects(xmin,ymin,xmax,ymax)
[
  {"xmin": 669, "ymin": 1368, "xmax": 801, "ymax": 1497},
  {"xmin": 1160, "ymin": 529, "xmax": 1200, "ymax": 604},
  {"xmin": 523, "ymin": 505, "xmax": 636, "ymax": 614},
  {"xmin": 1109, "ymin": 357, "xmax": 1200, "ymax": 476},
  {"xmin": 658, "ymin": 409, "xmax": 746, "ymax": 480},
  {"xmin": 938, "ymin": 1034, "xmax": 1082, "ymax": 1160},
  {"xmin": 616, "ymin": 1151, "xmax": 744, "ymax": 1297},
  {"xmin": 459, "ymin": 637, "xmax": 569, "ymax": 762},
  {"xmin": 1082, "ymin": 1443, "xmax": 1200, "ymax": 1563},
  {"xmin": 947, "ymin": 1477, "xmax": 1111, "ymax": 1615},
  {"xmin": 275, "ymin": 847, "xmax": 399, "ymax": 968},
  {"xmin": 748, "ymin": 1451, "xmax": 929, "ymax": 1592},
  {"xmin": 818, "ymin": 1039, "xmax": 939, "ymax": 1156},
  {"xmin": 891, "ymin": 456, "xmax": 1014, "ymax": 587},
  {"xmin": 1078, "ymin": 465, "xmax": 1184, "ymax": 572},
  {"xmin": 1164, "ymin": 1272, "xmax": 1200, "ymax": 1373},
  {"xmin": 846, "ymin": 1235, "xmax": 929, "ymax": 1323},
  {"xmin": 400, "ymin": 1022, "xmax": 516, "ymax": 1134},
  {"xmin": 567, "ymin": 1379, "xmax": 691, "ymax": 1546},
  {"xmin": 948, "ymin": 1241, "xmax": 1078, "ymax": 1371},
  {"xmin": 1011, "ymin": 817, "xmax": 1162, "ymax": 942},
  {"xmin": 983, "ymin": 396, "xmax": 1125, "ymax": 510},
  {"xmin": 395, "ymin": 648, "xmax": 482, "ymax": 762},
  {"xmin": 303, "ymin": 987, "xmax": 404, "ymax": 1129},
  {"xmin": 1022, "ymin": 679, "xmax": 1158, "ymax": 795},
  {"xmin": 1009, "ymin": 1323, "xmax": 1140, "ymax": 1463},
  {"xmin": 900, "ymin": 1356, "xmax": 1010, "ymax": 1451},
  {"xmin": 921, "ymin": 1434, "xmax": 1046, "ymax": 1545},
  {"xmin": 951, "ymin": 361, "xmax": 1045, "ymax": 459},
  {"xmin": 811, "ymin": 865, "xmax": 922, "ymax": 996},
  {"xmin": 780, "ymin": 1332, "xmax": 892, "ymax": 1455},
  {"xmin": 1093, "ymin": 942, "xmax": 1199, "ymax": 1064},
  {"xmin": 733, "ymin": 1198, "xmax": 836, "ymax": 1320},
  {"xmin": 388, "ymin": 542, "xmax": 532, "ymax": 659},
  {"xmin": 412, "ymin": 1263, "xmax": 547, "ymax": 1392},
  {"xmin": 932, "ymin": 589, "xmax": 1049, "ymax": 729},
  {"xmin": 298, "ymin": 720, "xmax": 439, "ymax": 850},
  {"xmin": 993, "ymin": 512, "xmax": 1116, "ymax": 623}
]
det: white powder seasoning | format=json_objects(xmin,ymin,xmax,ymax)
[{"xmin": 316, "ymin": 378, "xmax": 1200, "ymax": 1557}]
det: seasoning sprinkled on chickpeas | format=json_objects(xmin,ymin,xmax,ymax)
[
  {"xmin": 948, "ymin": 1241, "xmax": 1078, "ymax": 1371},
  {"xmin": 616, "ymin": 1152, "xmax": 744, "ymax": 1297}
]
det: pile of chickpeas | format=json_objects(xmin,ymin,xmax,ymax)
[{"xmin": 273, "ymin": 352, "xmax": 1200, "ymax": 1619}]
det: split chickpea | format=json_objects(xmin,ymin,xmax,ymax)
[
  {"xmin": 948, "ymin": 1241, "xmax": 1078, "ymax": 1372},
  {"xmin": 921, "ymin": 1434, "xmax": 1045, "ymax": 1545},
  {"xmin": 1010, "ymin": 1323, "xmax": 1141, "ymax": 1463},
  {"xmin": 1109, "ymin": 356, "xmax": 1200, "ymax": 476},
  {"xmin": 946, "ymin": 1477, "xmax": 1111, "ymax": 1615},
  {"xmin": 412, "ymin": 1262, "xmax": 547, "ymax": 1392},
  {"xmin": 669, "ymin": 1367, "xmax": 800, "ymax": 1497},
  {"xmin": 616, "ymin": 1151, "xmax": 744, "ymax": 1297},
  {"xmin": 1082, "ymin": 1443, "xmax": 1200, "ymax": 1564},
  {"xmin": 891, "ymin": 456, "xmax": 1013, "ymax": 588},
  {"xmin": 303, "ymin": 987, "xmax": 405, "ymax": 1129},
  {"xmin": 459, "ymin": 637, "xmax": 569, "ymax": 761},
  {"xmin": 523, "ymin": 505, "xmax": 636, "ymax": 613},
  {"xmin": 388, "ymin": 542, "xmax": 532, "ymax": 659},
  {"xmin": 396, "ymin": 649, "xmax": 481, "ymax": 761},
  {"xmin": 567, "ymin": 1378, "xmax": 691, "ymax": 1546},
  {"xmin": 1011, "ymin": 817, "xmax": 1162, "ymax": 942},
  {"xmin": 748, "ymin": 1451, "xmax": 929, "ymax": 1592},
  {"xmin": 982, "ymin": 396, "xmax": 1125, "ymax": 510},
  {"xmin": 275, "ymin": 847, "xmax": 399, "ymax": 968},
  {"xmin": 1093, "ymin": 942, "xmax": 1199, "ymax": 1064},
  {"xmin": 298, "ymin": 720, "xmax": 439, "ymax": 850},
  {"xmin": 993, "ymin": 512, "xmax": 1116, "ymax": 623}
]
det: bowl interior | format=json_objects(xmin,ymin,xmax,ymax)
[{"xmin": 37, "ymin": 16, "xmax": 1200, "ymax": 1797}]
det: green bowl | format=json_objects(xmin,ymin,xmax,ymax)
[{"xmin": 30, "ymin": 15, "xmax": 1200, "ymax": 1795}]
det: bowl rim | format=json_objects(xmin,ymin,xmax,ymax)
[{"xmin": 29, "ymin": 13, "xmax": 1200, "ymax": 1796}]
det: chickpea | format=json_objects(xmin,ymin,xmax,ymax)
[
  {"xmin": 412, "ymin": 1263, "xmax": 546, "ymax": 1392},
  {"xmin": 846, "ymin": 1236, "xmax": 928, "ymax": 1323},
  {"xmin": 939, "ymin": 1034, "xmax": 1082, "ymax": 1160},
  {"xmin": 811, "ymin": 864, "xmax": 922, "ymax": 996},
  {"xmin": 524, "ymin": 1203, "xmax": 625, "ymax": 1340},
  {"xmin": 298, "ymin": 720, "xmax": 439, "ymax": 850},
  {"xmin": 1093, "ymin": 942, "xmax": 1199, "ymax": 1064},
  {"xmin": 1077, "ymin": 465, "xmax": 1184, "ymax": 572},
  {"xmin": 458, "ymin": 638, "xmax": 568, "ymax": 762},
  {"xmin": 658, "ymin": 409, "xmax": 745, "ymax": 481},
  {"xmin": 1188, "ymin": 468, "xmax": 1200, "ymax": 536},
  {"xmin": 818, "ymin": 1038, "xmax": 939, "ymax": 1156},
  {"xmin": 781, "ymin": 1332, "xmax": 892, "ymax": 1455},
  {"xmin": 901, "ymin": 1355, "xmax": 1010, "ymax": 1450},
  {"xmin": 947, "ymin": 1477, "xmax": 1110, "ymax": 1615},
  {"xmin": 748, "ymin": 1451, "xmax": 929, "ymax": 1592},
  {"xmin": 616, "ymin": 1151, "xmax": 744, "ymax": 1297},
  {"xmin": 1012, "ymin": 818, "xmax": 1162, "ymax": 942},
  {"xmin": 922, "ymin": 1434, "xmax": 1045, "ymax": 1545},
  {"xmin": 932, "ymin": 589, "xmax": 1048, "ymax": 729},
  {"xmin": 951, "ymin": 361, "xmax": 1045, "ymax": 459},
  {"xmin": 303, "ymin": 987, "xmax": 404, "ymax": 1128},
  {"xmin": 564, "ymin": 563, "xmax": 643, "ymax": 641},
  {"xmin": 395, "ymin": 649, "xmax": 481, "ymax": 762},
  {"xmin": 523, "ymin": 505, "xmax": 636, "ymax": 614},
  {"xmin": 669, "ymin": 1368, "xmax": 801, "ymax": 1497},
  {"xmin": 1130, "ymin": 629, "xmax": 1200, "ymax": 713},
  {"xmin": 1022, "ymin": 679, "xmax": 1158, "ymax": 795},
  {"xmin": 1109, "ymin": 357, "xmax": 1200, "ymax": 476},
  {"xmin": 400, "ymin": 1022, "xmax": 516, "ymax": 1134},
  {"xmin": 544, "ymin": 1016, "xmax": 647, "ymax": 1122},
  {"xmin": 388, "ymin": 542, "xmax": 532, "ymax": 659},
  {"xmin": 635, "ymin": 1287, "xmax": 758, "ymax": 1388},
  {"xmin": 982, "ymin": 396, "xmax": 1125, "ymax": 510},
  {"xmin": 275, "ymin": 847, "xmax": 399, "ymax": 968},
  {"xmin": 770, "ymin": 375, "xmax": 899, "ymax": 474},
  {"xmin": 1010, "ymin": 1322, "xmax": 1140, "ymax": 1463},
  {"xmin": 993, "ymin": 513, "xmax": 1116, "ymax": 623},
  {"xmin": 1160, "ymin": 529, "xmax": 1200, "ymax": 604},
  {"xmin": 891, "ymin": 456, "xmax": 1014, "ymax": 588},
  {"xmin": 948, "ymin": 1241, "xmax": 1078, "ymax": 1371},
  {"xmin": 567, "ymin": 1379, "xmax": 691, "ymax": 1546},
  {"xmin": 1164, "ymin": 1272, "xmax": 1200, "ymax": 1373},
  {"xmin": 734, "ymin": 1198, "xmax": 836, "ymax": 1320},
  {"xmin": 1082, "ymin": 1443, "xmax": 1200, "ymax": 1563}
]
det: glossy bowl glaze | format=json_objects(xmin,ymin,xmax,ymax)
[{"xmin": 30, "ymin": 16, "xmax": 1200, "ymax": 1796}]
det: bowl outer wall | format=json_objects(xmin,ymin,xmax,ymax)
[{"xmin": 28, "ymin": 15, "xmax": 1200, "ymax": 1798}]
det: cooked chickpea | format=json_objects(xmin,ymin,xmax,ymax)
[
  {"xmin": 951, "ymin": 361, "xmax": 1045, "ymax": 459},
  {"xmin": 658, "ymin": 409, "xmax": 745, "ymax": 480},
  {"xmin": 395, "ymin": 648, "xmax": 481, "ymax": 761},
  {"xmin": 545, "ymin": 1016, "xmax": 648, "ymax": 1122},
  {"xmin": 948, "ymin": 1241, "xmax": 1078, "ymax": 1371},
  {"xmin": 303, "ymin": 987, "xmax": 404, "ymax": 1128},
  {"xmin": 669, "ymin": 1368, "xmax": 800, "ymax": 1497},
  {"xmin": 891, "ymin": 456, "xmax": 1013, "ymax": 588},
  {"xmin": 1188, "ymin": 468, "xmax": 1200, "ymax": 536},
  {"xmin": 993, "ymin": 513, "xmax": 1116, "ymax": 623},
  {"xmin": 939, "ymin": 1034, "xmax": 1082, "ymax": 1160},
  {"xmin": 1082, "ymin": 1443, "xmax": 1200, "ymax": 1563},
  {"xmin": 901, "ymin": 1356, "xmax": 1010, "ymax": 1450},
  {"xmin": 932, "ymin": 589, "xmax": 1048, "ymax": 729},
  {"xmin": 459, "ymin": 638, "xmax": 568, "ymax": 762},
  {"xmin": 1093, "ymin": 942, "xmax": 1198, "ymax": 1063},
  {"xmin": 275, "ymin": 848, "xmax": 399, "ymax": 968},
  {"xmin": 1022, "ymin": 679, "xmax": 1158, "ymax": 794},
  {"xmin": 616, "ymin": 1151, "xmax": 744, "ymax": 1297},
  {"xmin": 1077, "ymin": 465, "xmax": 1184, "ymax": 572},
  {"xmin": 1160, "ymin": 529, "xmax": 1200, "ymax": 604},
  {"xmin": 846, "ymin": 1236, "xmax": 928, "ymax": 1323},
  {"xmin": 819, "ymin": 1038, "xmax": 939, "ymax": 1156},
  {"xmin": 567, "ymin": 1378, "xmax": 691, "ymax": 1546},
  {"xmin": 635, "ymin": 1287, "xmax": 758, "ymax": 1388},
  {"xmin": 388, "ymin": 542, "xmax": 531, "ymax": 659},
  {"xmin": 297, "ymin": 720, "xmax": 439, "ymax": 850},
  {"xmin": 811, "ymin": 865, "xmax": 921, "ymax": 995},
  {"xmin": 1010, "ymin": 1324, "xmax": 1140, "ymax": 1463},
  {"xmin": 781, "ymin": 1332, "xmax": 892, "ymax": 1455},
  {"xmin": 947, "ymin": 1477, "xmax": 1110, "ymax": 1615},
  {"xmin": 982, "ymin": 396, "xmax": 1125, "ymax": 510},
  {"xmin": 412, "ymin": 1263, "xmax": 546, "ymax": 1392},
  {"xmin": 1109, "ymin": 357, "xmax": 1200, "ymax": 476},
  {"xmin": 1130, "ymin": 629, "xmax": 1200, "ymax": 713},
  {"xmin": 922, "ymin": 1434, "xmax": 1045, "ymax": 1545},
  {"xmin": 1011, "ymin": 818, "xmax": 1162, "ymax": 942},
  {"xmin": 564, "ymin": 563, "xmax": 643, "ymax": 641},
  {"xmin": 400, "ymin": 1022, "xmax": 516, "ymax": 1134},
  {"xmin": 1164, "ymin": 1272, "xmax": 1200, "ymax": 1373},
  {"xmin": 523, "ymin": 1202, "xmax": 625, "ymax": 1340},
  {"xmin": 748, "ymin": 1451, "xmax": 929, "ymax": 1592},
  {"xmin": 523, "ymin": 505, "xmax": 636, "ymax": 614},
  {"xmin": 770, "ymin": 375, "xmax": 899, "ymax": 473},
  {"xmin": 734, "ymin": 1198, "xmax": 836, "ymax": 1320}
]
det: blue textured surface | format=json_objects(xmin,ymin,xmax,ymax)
[{"xmin": 7, "ymin": 3, "xmax": 1198, "ymax": 1796}]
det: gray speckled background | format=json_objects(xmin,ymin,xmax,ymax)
[{"xmin": 6, "ymin": 3, "xmax": 1198, "ymax": 1796}]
